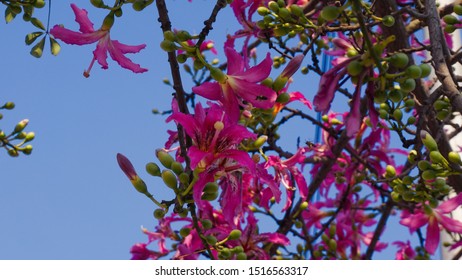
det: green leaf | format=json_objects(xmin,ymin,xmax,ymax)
[
  {"xmin": 5, "ymin": 7, "xmax": 17, "ymax": 23},
  {"xmin": 30, "ymin": 17, "xmax": 45, "ymax": 30},
  {"xmin": 49, "ymin": 37, "xmax": 61, "ymax": 56},
  {"xmin": 30, "ymin": 36, "xmax": 46, "ymax": 58},
  {"xmin": 25, "ymin": 32, "xmax": 44, "ymax": 45}
]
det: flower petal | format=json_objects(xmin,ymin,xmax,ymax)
[
  {"xmin": 225, "ymin": 47, "xmax": 245, "ymax": 75},
  {"xmin": 425, "ymin": 216, "xmax": 440, "ymax": 254},
  {"xmin": 242, "ymin": 53, "xmax": 273, "ymax": 82},
  {"xmin": 438, "ymin": 192, "xmax": 462, "ymax": 213},
  {"xmin": 229, "ymin": 78, "xmax": 276, "ymax": 109},
  {"xmin": 50, "ymin": 26, "xmax": 104, "ymax": 45},
  {"xmin": 70, "ymin": 4, "xmax": 95, "ymax": 33},
  {"xmin": 112, "ymin": 40, "xmax": 147, "ymax": 54},
  {"xmin": 108, "ymin": 40, "xmax": 148, "ymax": 73},
  {"xmin": 193, "ymin": 82, "xmax": 222, "ymax": 101}
]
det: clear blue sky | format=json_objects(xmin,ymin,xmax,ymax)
[{"xmin": 0, "ymin": 1, "xmax": 418, "ymax": 259}]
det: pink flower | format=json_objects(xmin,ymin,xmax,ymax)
[
  {"xmin": 50, "ymin": 4, "xmax": 147, "ymax": 77},
  {"xmin": 393, "ymin": 241, "xmax": 416, "ymax": 260},
  {"xmin": 400, "ymin": 192, "xmax": 462, "ymax": 254},
  {"xmin": 193, "ymin": 47, "xmax": 276, "ymax": 121}
]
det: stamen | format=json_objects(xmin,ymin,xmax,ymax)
[{"xmin": 83, "ymin": 56, "xmax": 97, "ymax": 78}]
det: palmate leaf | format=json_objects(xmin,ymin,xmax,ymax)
[{"xmin": 25, "ymin": 32, "xmax": 44, "ymax": 45}]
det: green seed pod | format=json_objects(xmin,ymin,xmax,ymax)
[
  {"xmin": 153, "ymin": 209, "xmax": 166, "ymax": 219},
  {"xmin": 448, "ymin": 151, "xmax": 461, "ymax": 164},
  {"xmin": 389, "ymin": 53, "xmax": 409, "ymax": 69},
  {"xmin": 228, "ymin": 229, "xmax": 242, "ymax": 240},
  {"xmin": 156, "ymin": 149, "xmax": 174, "ymax": 169},
  {"xmin": 405, "ymin": 65, "xmax": 422, "ymax": 79},
  {"xmin": 201, "ymin": 219, "xmax": 213, "ymax": 230},
  {"xmin": 203, "ymin": 182, "xmax": 219, "ymax": 194},
  {"xmin": 161, "ymin": 170, "xmax": 178, "ymax": 190},
  {"xmin": 418, "ymin": 160, "xmax": 432, "ymax": 171},
  {"xmin": 420, "ymin": 130, "xmax": 438, "ymax": 151},
  {"xmin": 422, "ymin": 170, "xmax": 436, "ymax": 181}
]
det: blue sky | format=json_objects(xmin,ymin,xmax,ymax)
[{"xmin": 0, "ymin": 1, "xmax": 420, "ymax": 259}]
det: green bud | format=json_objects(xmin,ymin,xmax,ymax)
[
  {"xmin": 7, "ymin": 149, "xmax": 18, "ymax": 158},
  {"xmin": 146, "ymin": 162, "xmax": 161, "ymax": 176},
  {"xmin": 289, "ymin": 4, "xmax": 304, "ymax": 17},
  {"xmin": 179, "ymin": 227, "xmax": 191, "ymax": 238},
  {"xmin": 455, "ymin": 4, "xmax": 462, "ymax": 15},
  {"xmin": 160, "ymin": 40, "xmax": 176, "ymax": 52},
  {"xmin": 161, "ymin": 170, "xmax": 178, "ymax": 190},
  {"xmin": 443, "ymin": 14, "xmax": 459, "ymax": 25},
  {"xmin": 276, "ymin": 92, "xmax": 290, "ymax": 103},
  {"xmin": 434, "ymin": 99, "xmax": 449, "ymax": 111},
  {"xmin": 3, "ymin": 102, "xmax": 15, "ymax": 110},
  {"xmin": 420, "ymin": 64, "xmax": 432, "ymax": 78},
  {"xmin": 445, "ymin": 24, "xmax": 457, "ymax": 33},
  {"xmin": 156, "ymin": 149, "xmax": 174, "ymax": 168},
  {"xmin": 257, "ymin": 7, "xmax": 270, "ymax": 16},
  {"xmin": 420, "ymin": 130, "xmax": 438, "ymax": 151},
  {"xmin": 206, "ymin": 235, "xmax": 217, "ymax": 246},
  {"xmin": 429, "ymin": 150, "xmax": 445, "ymax": 164},
  {"xmin": 236, "ymin": 252, "xmax": 247, "ymax": 260},
  {"xmin": 33, "ymin": 0, "xmax": 45, "ymax": 8},
  {"xmin": 163, "ymin": 30, "xmax": 176, "ymax": 41},
  {"xmin": 23, "ymin": 145, "xmax": 33, "ymax": 155},
  {"xmin": 25, "ymin": 132, "xmax": 35, "ymax": 142},
  {"xmin": 176, "ymin": 30, "xmax": 192, "ymax": 42},
  {"xmin": 382, "ymin": 15, "xmax": 395, "ymax": 27},
  {"xmin": 391, "ymin": 191, "xmax": 401, "ymax": 202},
  {"xmin": 153, "ymin": 209, "xmax": 166, "ymax": 219},
  {"xmin": 90, "ymin": 0, "xmax": 105, "ymax": 8},
  {"xmin": 171, "ymin": 161, "xmax": 184, "ymax": 175},
  {"xmin": 402, "ymin": 176, "xmax": 413, "ymax": 185},
  {"xmin": 201, "ymin": 219, "xmax": 213, "ymax": 230},
  {"xmin": 132, "ymin": 176, "xmax": 148, "ymax": 194},
  {"xmin": 389, "ymin": 53, "xmax": 409, "ymax": 69},
  {"xmin": 418, "ymin": 160, "xmax": 432, "ymax": 171},
  {"xmin": 422, "ymin": 170, "xmax": 436, "ymax": 181},
  {"xmin": 177, "ymin": 54, "xmax": 188, "ymax": 63},
  {"xmin": 228, "ymin": 229, "xmax": 242, "ymax": 240},
  {"xmin": 433, "ymin": 178, "xmax": 446, "ymax": 188},
  {"xmin": 328, "ymin": 239, "xmax": 337, "ymax": 251},
  {"xmin": 329, "ymin": 224, "xmax": 336, "ymax": 237},
  {"xmin": 203, "ymin": 182, "xmax": 219, "ymax": 194},
  {"xmin": 407, "ymin": 116, "xmax": 416, "ymax": 125},
  {"xmin": 404, "ymin": 98, "xmax": 415, "ymax": 108},
  {"xmin": 193, "ymin": 59, "xmax": 205, "ymax": 70},
  {"xmin": 405, "ymin": 65, "xmax": 422, "ymax": 79},
  {"xmin": 30, "ymin": 36, "xmax": 46, "ymax": 58},
  {"xmin": 436, "ymin": 110, "xmax": 450, "ymax": 121},
  {"xmin": 13, "ymin": 119, "xmax": 29, "ymax": 134},
  {"xmin": 253, "ymin": 135, "xmax": 268, "ymax": 148},
  {"xmin": 201, "ymin": 192, "xmax": 219, "ymax": 201},
  {"xmin": 300, "ymin": 201, "xmax": 308, "ymax": 210},
  {"xmin": 179, "ymin": 172, "xmax": 190, "ymax": 185},
  {"xmin": 400, "ymin": 78, "xmax": 416, "ymax": 93},
  {"xmin": 320, "ymin": 6, "xmax": 340, "ymax": 21},
  {"xmin": 268, "ymin": 1, "xmax": 279, "ymax": 13},
  {"xmin": 347, "ymin": 60, "xmax": 364, "ymax": 76},
  {"xmin": 393, "ymin": 109, "xmax": 403, "ymax": 121},
  {"xmin": 385, "ymin": 165, "xmax": 396, "ymax": 178},
  {"xmin": 448, "ymin": 151, "xmax": 461, "ymax": 164},
  {"xmin": 220, "ymin": 248, "xmax": 231, "ymax": 259}
]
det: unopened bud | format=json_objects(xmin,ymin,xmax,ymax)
[
  {"xmin": 161, "ymin": 170, "xmax": 178, "ymax": 190},
  {"xmin": 153, "ymin": 209, "xmax": 166, "ymax": 219},
  {"xmin": 385, "ymin": 165, "xmax": 396, "ymax": 178},
  {"xmin": 429, "ymin": 151, "xmax": 445, "ymax": 164},
  {"xmin": 13, "ymin": 119, "xmax": 29, "ymax": 134},
  {"xmin": 228, "ymin": 229, "xmax": 242, "ymax": 240},
  {"xmin": 422, "ymin": 170, "xmax": 436, "ymax": 181},
  {"xmin": 448, "ymin": 151, "xmax": 461, "ymax": 164},
  {"xmin": 156, "ymin": 149, "xmax": 174, "ymax": 169},
  {"xmin": 203, "ymin": 182, "xmax": 219, "ymax": 194},
  {"xmin": 171, "ymin": 161, "xmax": 184, "ymax": 175},
  {"xmin": 201, "ymin": 219, "xmax": 213, "ymax": 230},
  {"xmin": 253, "ymin": 135, "xmax": 268, "ymax": 148},
  {"xmin": 420, "ymin": 130, "xmax": 438, "ymax": 151},
  {"xmin": 146, "ymin": 162, "xmax": 161, "ymax": 176}
]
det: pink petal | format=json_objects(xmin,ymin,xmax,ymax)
[
  {"xmin": 242, "ymin": 53, "xmax": 273, "ymax": 82},
  {"xmin": 400, "ymin": 212, "xmax": 428, "ymax": 231},
  {"xmin": 436, "ymin": 214, "xmax": 462, "ymax": 233},
  {"xmin": 112, "ymin": 40, "xmax": 147, "ymax": 54},
  {"xmin": 108, "ymin": 40, "xmax": 148, "ymax": 73},
  {"xmin": 70, "ymin": 4, "xmax": 95, "ymax": 33},
  {"xmin": 280, "ymin": 54, "xmax": 304, "ymax": 78},
  {"xmin": 94, "ymin": 39, "xmax": 109, "ymax": 69},
  {"xmin": 229, "ymin": 78, "xmax": 276, "ymax": 108},
  {"xmin": 289, "ymin": 92, "xmax": 313, "ymax": 109},
  {"xmin": 425, "ymin": 217, "xmax": 440, "ymax": 254},
  {"xmin": 438, "ymin": 192, "xmax": 462, "ymax": 213},
  {"xmin": 50, "ymin": 26, "xmax": 104, "ymax": 45},
  {"xmin": 225, "ymin": 47, "xmax": 245, "ymax": 75},
  {"xmin": 345, "ymin": 82, "xmax": 362, "ymax": 137},
  {"xmin": 193, "ymin": 82, "xmax": 222, "ymax": 101}
]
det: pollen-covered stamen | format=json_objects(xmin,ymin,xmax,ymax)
[
  {"xmin": 83, "ymin": 56, "xmax": 97, "ymax": 78},
  {"xmin": 210, "ymin": 121, "xmax": 225, "ymax": 151}
]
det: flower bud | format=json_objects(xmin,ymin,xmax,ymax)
[
  {"xmin": 206, "ymin": 235, "xmax": 217, "ymax": 246},
  {"xmin": 22, "ymin": 145, "xmax": 33, "ymax": 155},
  {"xmin": 289, "ymin": 4, "xmax": 304, "ymax": 17},
  {"xmin": 257, "ymin": 7, "xmax": 270, "ymax": 16},
  {"xmin": 268, "ymin": 1, "xmax": 279, "ymax": 13},
  {"xmin": 203, "ymin": 182, "xmax": 219, "ymax": 194},
  {"xmin": 101, "ymin": 13, "xmax": 114, "ymax": 30},
  {"xmin": 443, "ymin": 14, "xmax": 459, "ymax": 25},
  {"xmin": 320, "ymin": 6, "xmax": 340, "ymax": 21},
  {"xmin": 161, "ymin": 170, "xmax": 178, "ymax": 190},
  {"xmin": 420, "ymin": 130, "xmax": 438, "ymax": 151},
  {"xmin": 385, "ymin": 165, "xmax": 396, "ymax": 178},
  {"xmin": 13, "ymin": 119, "xmax": 29, "ymax": 134},
  {"xmin": 228, "ymin": 229, "xmax": 242, "ymax": 240},
  {"xmin": 418, "ymin": 160, "xmax": 432, "ymax": 171},
  {"xmin": 90, "ymin": 0, "xmax": 105, "ymax": 8},
  {"xmin": 429, "ymin": 151, "xmax": 445, "ymax": 164},
  {"xmin": 448, "ymin": 151, "xmax": 461, "ymax": 164},
  {"xmin": 179, "ymin": 227, "xmax": 191, "ymax": 238},
  {"xmin": 156, "ymin": 149, "xmax": 174, "ymax": 168},
  {"xmin": 3, "ymin": 102, "xmax": 15, "ymax": 110},
  {"xmin": 160, "ymin": 40, "xmax": 176, "ymax": 52},
  {"xmin": 176, "ymin": 30, "xmax": 192, "ymax": 42},
  {"xmin": 328, "ymin": 239, "xmax": 337, "ymax": 251},
  {"xmin": 236, "ymin": 252, "xmax": 247, "ymax": 260},
  {"xmin": 201, "ymin": 219, "xmax": 213, "ymax": 230},
  {"xmin": 146, "ymin": 162, "xmax": 161, "ymax": 176},
  {"xmin": 132, "ymin": 176, "xmax": 148, "ymax": 194},
  {"xmin": 422, "ymin": 170, "xmax": 436, "ymax": 181},
  {"xmin": 153, "ymin": 209, "xmax": 166, "ymax": 219},
  {"xmin": 171, "ymin": 161, "xmax": 184, "ymax": 175},
  {"xmin": 179, "ymin": 172, "xmax": 190, "ymax": 185},
  {"xmin": 209, "ymin": 67, "xmax": 227, "ymax": 83},
  {"xmin": 201, "ymin": 192, "xmax": 219, "ymax": 201}
]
